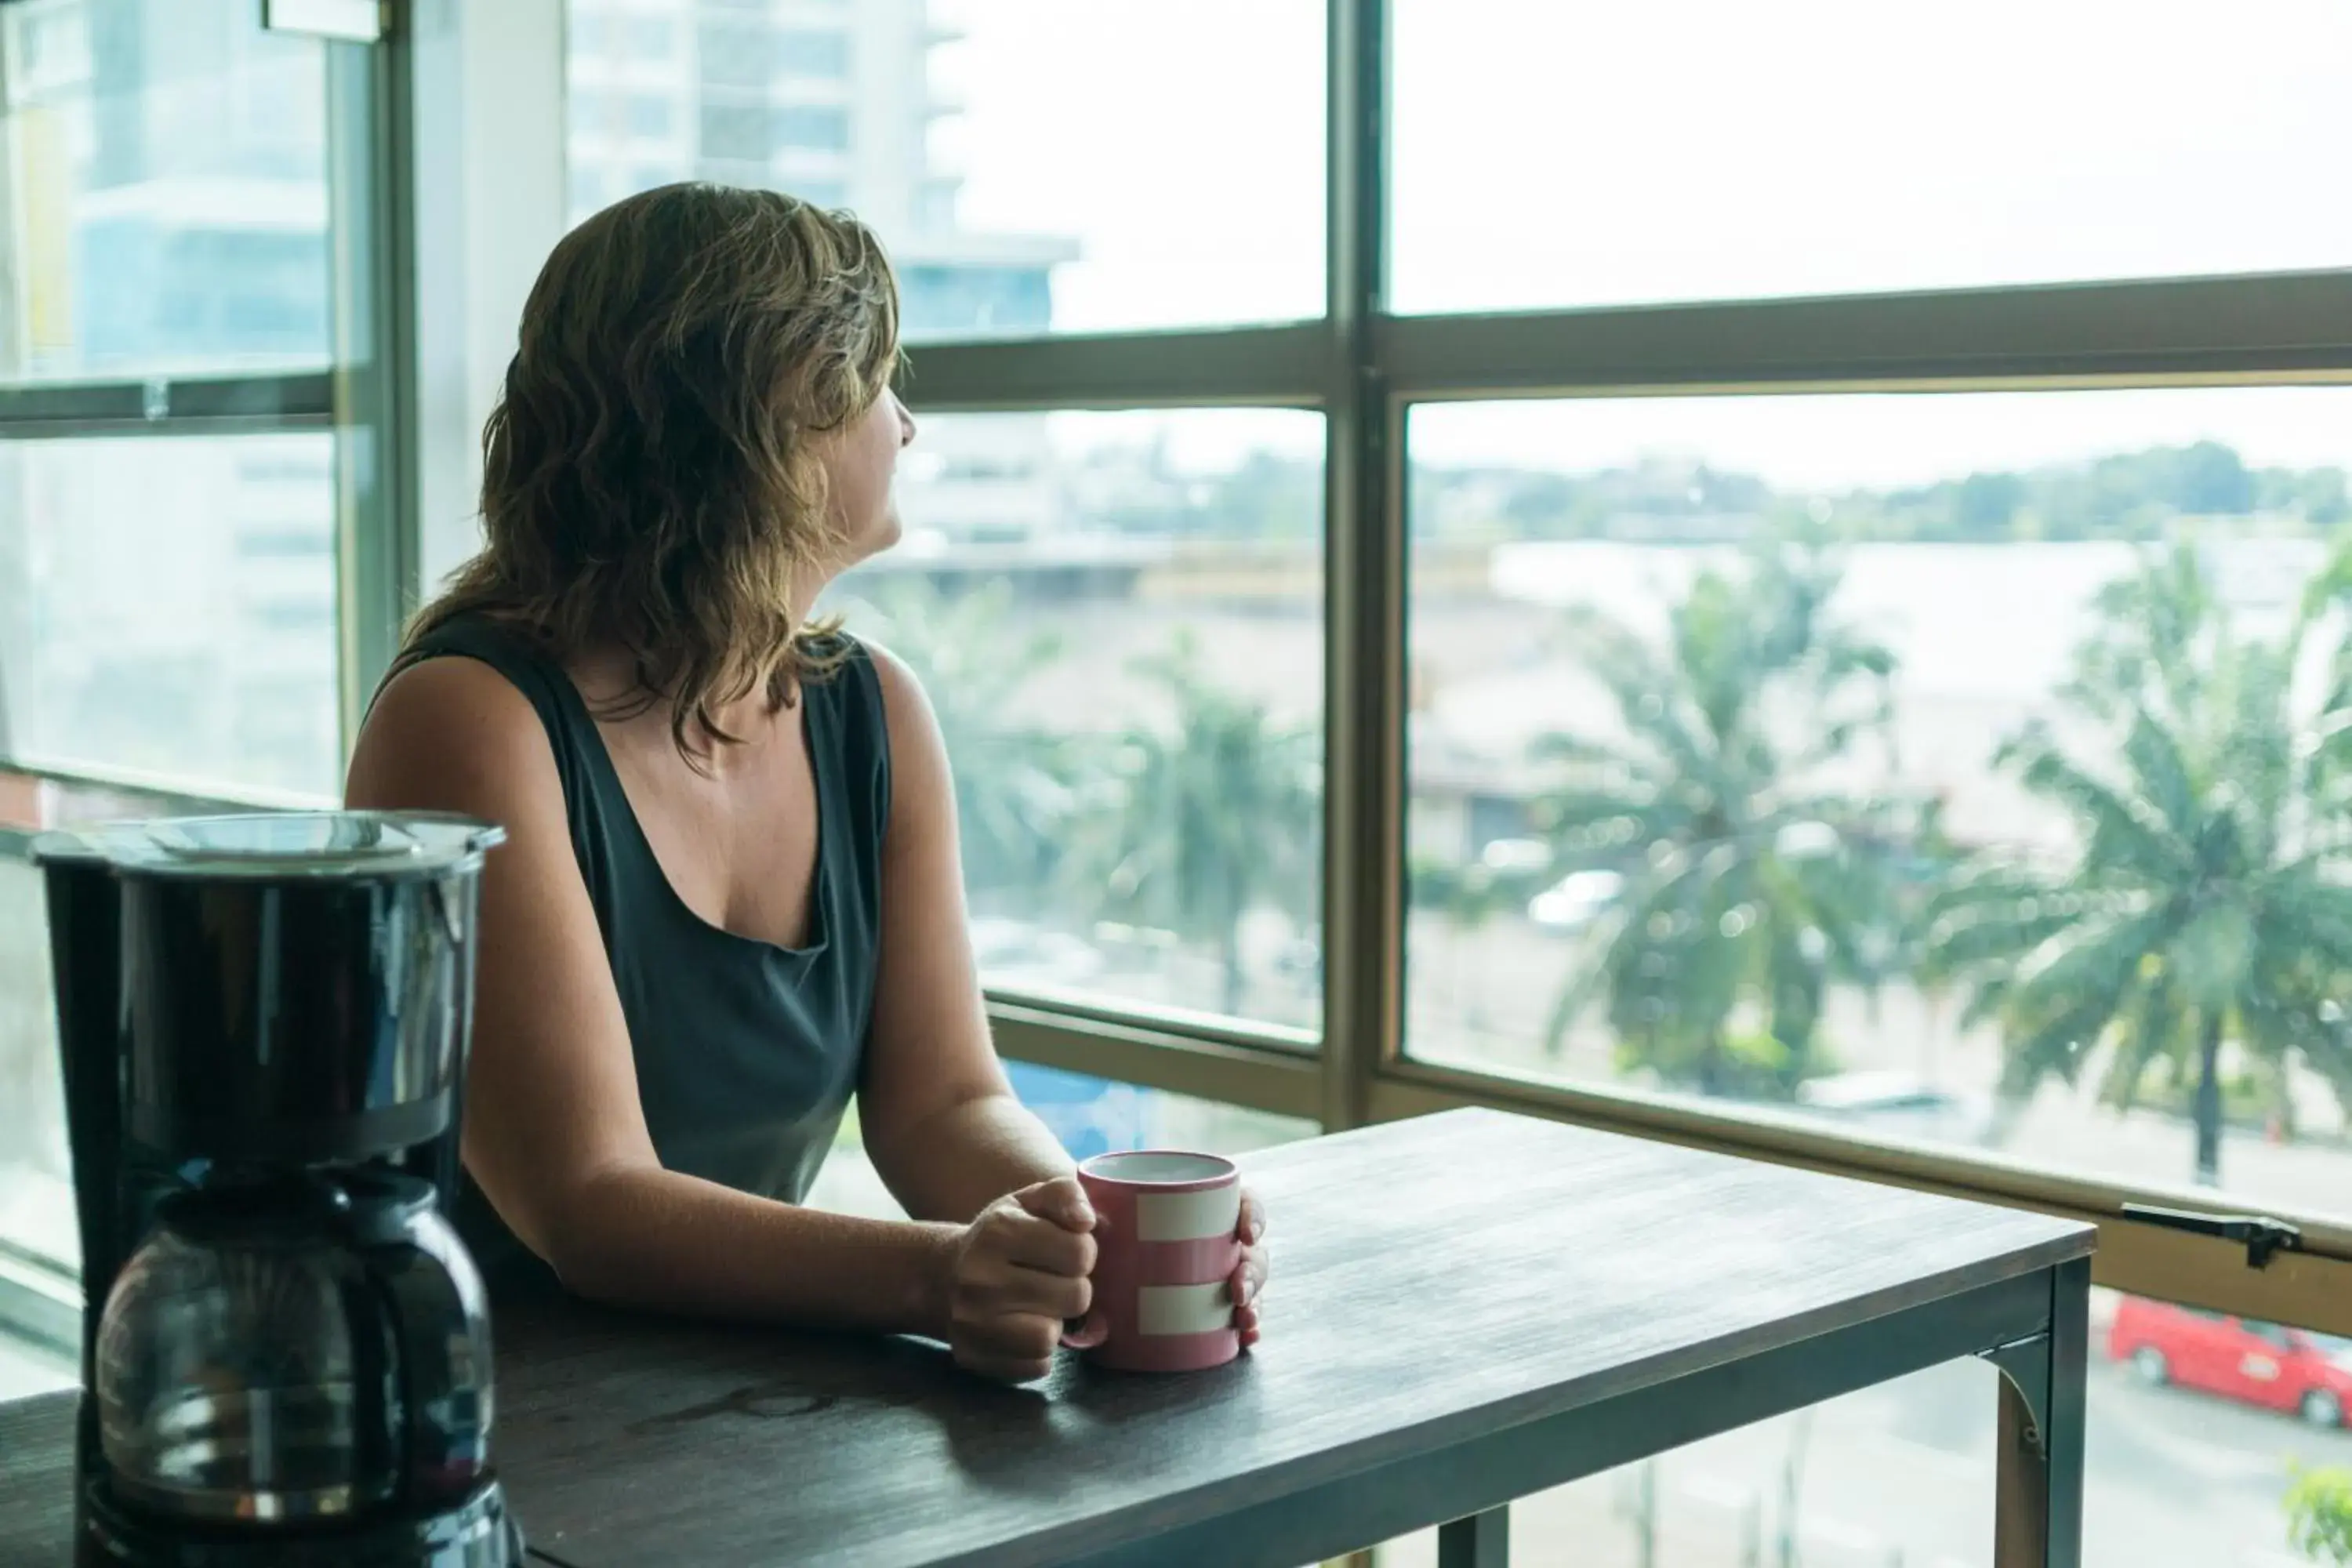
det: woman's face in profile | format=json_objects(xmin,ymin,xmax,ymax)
[{"xmin": 822, "ymin": 386, "xmax": 917, "ymax": 566}]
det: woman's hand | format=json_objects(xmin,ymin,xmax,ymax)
[
  {"xmin": 1232, "ymin": 1186, "xmax": 1269, "ymax": 1348},
  {"xmin": 933, "ymin": 1176, "xmax": 1097, "ymax": 1383}
]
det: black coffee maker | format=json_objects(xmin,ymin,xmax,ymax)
[{"xmin": 38, "ymin": 811, "xmax": 523, "ymax": 1567}]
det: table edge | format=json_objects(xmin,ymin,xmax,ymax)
[{"xmin": 928, "ymin": 1225, "xmax": 2092, "ymax": 1568}]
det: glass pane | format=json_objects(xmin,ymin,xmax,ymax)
[
  {"xmin": 0, "ymin": 435, "xmax": 342, "ymax": 797},
  {"xmin": 1374, "ymin": 1298, "xmax": 2352, "ymax": 1567},
  {"xmin": 1406, "ymin": 389, "xmax": 2352, "ymax": 1224},
  {"xmin": 0, "ymin": 841, "xmax": 78, "ymax": 1398},
  {"xmin": 0, "ymin": 1334, "xmax": 71, "ymax": 1401},
  {"xmin": 0, "ymin": 0, "xmax": 332, "ymax": 380},
  {"xmin": 807, "ymin": 1068, "xmax": 1314, "ymax": 1220},
  {"xmin": 1392, "ymin": 0, "xmax": 2352, "ymax": 315},
  {"xmin": 564, "ymin": 0, "xmax": 1325, "ymax": 337},
  {"xmin": 829, "ymin": 408, "xmax": 1325, "ymax": 1033},
  {"xmin": 0, "ymin": 854, "xmax": 70, "ymax": 1261}
]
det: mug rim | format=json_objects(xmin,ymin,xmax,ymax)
[{"xmin": 1076, "ymin": 1149, "xmax": 1238, "ymax": 1191}]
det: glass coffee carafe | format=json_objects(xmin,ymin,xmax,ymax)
[{"xmin": 96, "ymin": 1172, "xmax": 495, "ymax": 1526}]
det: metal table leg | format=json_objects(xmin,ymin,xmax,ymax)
[
  {"xmin": 1990, "ymin": 1259, "xmax": 2089, "ymax": 1568},
  {"xmin": 1437, "ymin": 1506, "xmax": 1509, "ymax": 1568}
]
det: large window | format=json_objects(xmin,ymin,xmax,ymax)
[
  {"xmin": 1404, "ymin": 388, "xmax": 2352, "ymax": 1226},
  {"xmin": 829, "ymin": 408, "xmax": 1326, "ymax": 1034},
  {"xmin": 0, "ymin": 435, "xmax": 340, "ymax": 797},
  {"xmin": 0, "ymin": 0, "xmax": 390, "ymax": 1393},
  {"xmin": 561, "ymin": 0, "xmax": 1326, "ymax": 333},
  {"xmin": 0, "ymin": 1, "xmax": 361, "ymax": 801},
  {"xmin": 1391, "ymin": 0, "xmax": 2352, "ymax": 315},
  {"xmin": 0, "ymin": 0, "xmax": 333, "ymax": 380},
  {"xmin": 0, "ymin": 852, "xmax": 67, "ymax": 1261}
]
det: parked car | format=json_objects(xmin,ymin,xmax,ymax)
[
  {"xmin": 1791, "ymin": 1071, "xmax": 1998, "ymax": 1147},
  {"xmin": 1526, "ymin": 869, "xmax": 1624, "ymax": 931},
  {"xmin": 2107, "ymin": 1294, "xmax": 2352, "ymax": 1427},
  {"xmin": 968, "ymin": 916, "xmax": 1105, "ymax": 992}
]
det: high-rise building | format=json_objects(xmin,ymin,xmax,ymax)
[
  {"xmin": 0, "ymin": 0, "xmax": 339, "ymax": 797},
  {"xmin": 564, "ymin": 0, "xmax": 1078, "ymax": 548},
  {"xmin": 0, "ymin": 0, "xmax": 1084, "ymax": 800}
]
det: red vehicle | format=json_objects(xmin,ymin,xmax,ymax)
[{"xmin": 2108, "ymin": 1295, "xmax": 2352, "ymax": 1428}]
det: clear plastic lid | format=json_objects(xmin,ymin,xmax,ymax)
[{"xmin": 34, "ymin": 811, "xmax": 504, "ymax": 880}]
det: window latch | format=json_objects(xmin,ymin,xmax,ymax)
[{"xmin": 2124, "ymin": 1203, "xmax": 2304, "ymax": 1270}]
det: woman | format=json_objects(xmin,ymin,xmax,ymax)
[{"xmin": 346, "ymin": 183, "xmax": 1265, "ymax": 1384}]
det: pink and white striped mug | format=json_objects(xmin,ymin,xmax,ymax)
[{"xmin": 1063, "ymin": 1150, "xmax": 1243, "ymax": 1373}]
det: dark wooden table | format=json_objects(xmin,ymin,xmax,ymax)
[{"xmin": 0, "ymin": 1108, "xmax": 2092, "ymax": 1568}]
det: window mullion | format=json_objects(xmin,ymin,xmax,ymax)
[
  {"xmin": 1321, "ymin": 0, "xmax": 1399, "ymax": 1134},
  {"xmin": 0, "ymin": 373, "xmax": 338, "ymax": 437},
  {"xmin": 1382, "ymin": 267, "xmax": 2352, "ymax": 399}
]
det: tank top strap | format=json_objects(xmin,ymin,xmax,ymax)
[
  {"xmin": 807, "ymin": 633, "xmax": 892, "ymax": 842},
  {"xmin": 797, "ymin": 634, "xmax": 892, "ymax": 967},
  {"xmin": 383, "ymin": 615, "xmax": 620, "ymax": 912}
]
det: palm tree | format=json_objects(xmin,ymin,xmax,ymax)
[
  {"xmin": 1534, "ymin": 539, "xmax": 1914, "ymax": 1099},
  {"xmin": 1925, "ymin": 541, "xmax": 2352, "ymax": 1188},
  {"xmin": 1072, "ymin": 634, "xmax": 1318, "ymax": 1018},
  {"xmin": 837, "ymin": 575, "xmax": 1078, "ymax": 902}
]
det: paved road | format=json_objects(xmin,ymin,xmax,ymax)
[{"xmin": 1400, "ymin": 911, "xmax": 2352, "ymax": 1225}]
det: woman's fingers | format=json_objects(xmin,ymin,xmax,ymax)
[
  {"xmin": 956, "ymin": 1346, "xmax": 1056, "ymax": 1384},
  {"xmin": 953, "ymin": 1308, "xmax": 1063, "ymax": 1384},
  {"xmin": 999, "ymin": 1210, "xmax": 1097, "ymax": 1278},
  {"xmin": 1060, "ymin": 1308, "xmax": 1110, "ymax": 1350},
  {"xmin": 1014, "ymin": 1175, "xmax": 1098, "ymax": 1233},
  {"xmin": 1232, "ymin": 1245, "xmax": 1268, "ymax": 1305},
  {"xmin": 1022, "ymin": 1272, "xmax": 1092, "ymax": 1323},
  {"xmin": 1236, "ymin": 1188, "xmax": 1267, "ymax": 1244},
  {"xmin": 964, "ymin": 1254, "xmax": 1091, "ymax": 1319}
]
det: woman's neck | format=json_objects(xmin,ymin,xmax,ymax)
[{"xmin": 568, "ymin": 643, "xmax": 797, "ymax": 764}]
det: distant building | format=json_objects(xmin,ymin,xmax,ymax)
[
  {"xmin": 0, "ymin": 0, "xmax": 339, "ymax": 796},
  {"xmin": 564, "ymin": 0, "xmax": 1078, "ymax": 546},
  {"xmin": 0, "ymin": 0, "xmax": 1085, "ymax": 796}
]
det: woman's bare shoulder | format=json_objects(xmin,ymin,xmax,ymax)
[{"xmin": 347, "ymin": 655, "xmax": 560, "ymax": 819}]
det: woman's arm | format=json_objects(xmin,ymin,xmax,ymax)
[
  {"xmin": 856, "ymin": 646, "xmax": 1270, "ymax": 1351},
  {"xmin": 347, "ymin": 658, "xmax": 1089, "ymax": 1356},
  {"xmin": 855, "ymin": 645, "xmax": 1076, "ymax": 1221}
]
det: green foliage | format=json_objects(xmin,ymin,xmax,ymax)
[
  {"xmin": 1407, "ymin": 440, "xmax": 2347, "ymax": 546},
  {"xmin": 1924, "ymin": 539, "xmax": 2352, "ymax": 1187},
  {"xmin": 1530, "ymin": 538, "xmax": 1921, "ymax": 1098},
  {"xmin": 840, "ymin": 576, "xmax": 1078, "ymax": 898},
  {"xmin": 1067, "ymin": 633, "xmax": 1319, "ymax": 1017},
  {"xmin": 1115, "ymin": 438, "xmax": 2346, "ymax": 549},
  {"xmin": 1613, "ymin": 1024, "xmax": 1832, "ymax": 1103},
  {"xmin": 2287, "ymin": 1464, "xmax": 2352, "ymax": 1566},
  {"xmin": 848, "ymin": 579, "xmax": 1320, "ymax": 1017}
]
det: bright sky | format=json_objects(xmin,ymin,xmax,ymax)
[{"xmin": 928, "ymin": 0, "xmax": 2352, "ymax": 481}]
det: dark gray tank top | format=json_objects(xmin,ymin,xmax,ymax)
[{"xmin": 397, "ymin": 617, "xmax": 891, "ymax": 1295}]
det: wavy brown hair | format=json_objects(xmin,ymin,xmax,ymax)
[{"xmin": 404, "ymin": 182, "xmax": 900, "ymax": 759}]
